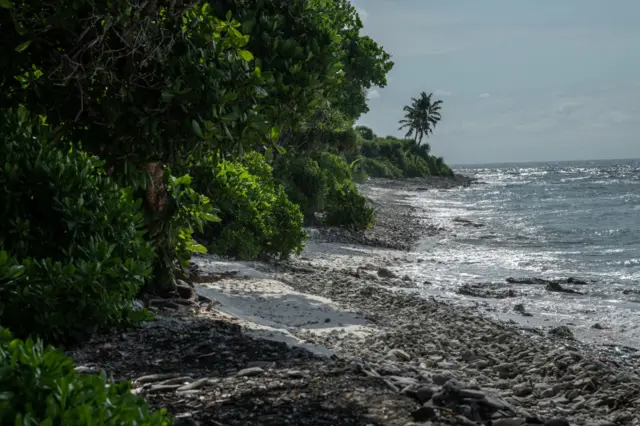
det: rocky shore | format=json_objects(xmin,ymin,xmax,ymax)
[{"xmin": 67, "ymin": 177, "xmax": 640, "ymax": 425}]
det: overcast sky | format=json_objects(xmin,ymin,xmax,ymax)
[{"xmin": 353, "ymin": 0, "xmax": 640, "ymax": 165}]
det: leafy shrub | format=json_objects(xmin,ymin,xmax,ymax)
[
  {"xmin": 190, "ymin": 156, "xmax": 306, "ymax": 260},
  {"xmin": 360, "ymin": 157, "xmax": 403, "ymax": 179},
  {"xmin": 0, "ymin": 327, "xmax": 172, "ymax": 425},
  {"xmin": 324, "ymin": 185, "xmax": 375, "ymax": 232},
  {"xmin": 147, "ymin": 172, "xmax": 220, "ymax": 292},
  {"xmin": 275, "ymin": 156, "xmax": 328, "ymax": 222},
  {"xmin": 359, "ymin": 136, "xmax": 454, "ymax": 178},
  {"xmin": 242, "ymin": 151, "xmax": 276, "ymax": 186},
  {"xmin": 276, "ymin": 152, "xmax": 375, "ymax": 232},
  {"xmin": 0, "ymin": 108, "xmax": 154, "ymax": 343}
]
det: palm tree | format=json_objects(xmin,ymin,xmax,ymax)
[{"xmin": 398, "ymin": 91, "xmax": 442, "ymax": 145}]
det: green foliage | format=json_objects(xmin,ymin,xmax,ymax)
[
  {"xmin": 1, "ymin": 2, "xmax": 267, "ymax": 170},
  {"xmin": 398, "ymin": 92, "xmax": 443, "ymax": 145},
  {"xmin": 0, "ymin": 328, "xmax": 172, "ymax": 425},
  {"xmin": 355, "ymin": 125, "xmax": 375, "ymax": 141},
  {"xmin": 189, "ymin": 155, "xmax": 306, "ymax": 260},
  {"xmin": 359, "ymin": 157, "xmax": 403, "ymax": 179},
  {"xmin": 324, "ymin": 185, "xmax": 375, "ymax": 233},
  {"xmin": 147, "ymin": 172, "xmax": 220, "ymax": 292},
  {"xmin": 208, "ymin": 0, "xmax": 393, "ymax": 128},
  {"xmin": 275, "ymin": 156, "xmax": 328, "ymax": 222},
  {"xmin": 0, "ymin": 108, "xmax": 154, "ymax": 343},
  {"xmin": 276, "ymin": 152, "xmax": 375, "ymax": 232},
  {"xmin": 359, "ymin": 136, "xmax": 454, "ymax": 179}
]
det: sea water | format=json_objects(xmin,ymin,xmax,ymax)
[{"xmin": 409, "ymin": 159, "xmax": 640, "ymax": 347}]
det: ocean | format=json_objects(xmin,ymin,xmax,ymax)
[{"xmin": 409, "ymin": 159, "xmax": 640, "ymax": 348}]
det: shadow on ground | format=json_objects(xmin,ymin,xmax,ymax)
[{"xmin": 67, "ymin": 309, "xmax": 411, "ymax": 425}]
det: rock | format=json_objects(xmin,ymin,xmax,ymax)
[
  {"xmin": 512, "ymin": 384, "xmax": 533, "ymax": 397},
  {"xmin": 402, "ymin": 274, "xmax": 412, "ymax": 282},
  {"xmin": 174, "ymin": 413, "xmax": 199, "ymax": 426},
  {"xmin": 411, "ymin": 406, "xmax": 436, "ymax": 422},
  {"xmin": 415, "ymin": 386, "xmax": 436, "ymax": 403},
  {"xmin": 148, "ymin": 384, "xmax": 182, "ymax": 393},
  {"xmin": 453, "ymin": 217, "xmax": 485, "ymax": 228},
  {"xmin": 377, "ymin": 267, "xmax": 397, "ymax": 278},
  {"xmin": 176, "ymin": 280, "xmax": 196, "ymax": 300},
  {"xmin": 548, "ymin": 326, "xmax": 574, "ymax": 339},
  {"xmin": 387, "ymin": 348, "xmax": 411, "ymax": 361},
  {"xmin": 546, "ymin": 282, "xmax": 584, "ymax": 295},
  {"xmin": 176, "ymin": 378, "xmax": 210, "ymax": 391},
  {"xmin": 492, "ymin": 419, "xmax": 526, "ymax": 426},
  {"xmin": 544, "ymin": 419, "xmax": 570, "ymax": 426},
  {"xmin": 540, "ymin": 387, "xmax": 556, "ymax": 398},
  {"xmin": 507, "ymin": 277, "xmax": 590, "ymax": 286},
  {"xmin": 591, "ymin": 323, "xmax": 606, "ymax": 330},
  {"xmin": 457, "ymin": 283, "xmax": 518, "ymax": 299},
  {"xmin": 246, "ymin": 361, "xmax": 273, "ymax": 368},
  {"xmin": 514, "ymin": 304, "xmax": 533, "ymax": 317},
  {"xmin": 236, "ymin": 367, "xmax": 265, "ymax": 377},
  {"xmin": 506, "ymin": 277, "xmax": 550, "ymax": 285},
  {"xmin": 159, "ymin": 376, "xmax": 194, "ymax": 386},
  {"xmin": 285, "ymin": 369, "xmax": 306, "ymax": 378},
  {"xmin": 135, "ymin": 373, "xmax": 182, "ymax": 384},
  {"xmin": 432, "ymin": 371, "xmax": 454, "ymax": 385},
  {"xmin": 389, "ymin": 376, "xmax": 418, "ymax": 387}
]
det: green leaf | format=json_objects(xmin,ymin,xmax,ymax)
[
  {"xmin": 238, "ymin": 50, "xmax": 254, "ymax": 61},
  {"xmin": 186, "ymin": 241, "xmax": 208, "ymax": 254},
  {"xmin": 160, "ymin": 91, "xmax": 174, "ymax": 103},
  {"xmin": 0, "ymin": 0, "xmax": 13, "ymax": 9},
  {"xmin": 268, "ymin": 127, "xmax": 280, "ymax": 141},
  {"xmin": 192, "ymin": 120, "xmax": 204, "ymax": 139},
  {"xmin": 221, "ymin": 110, "xmax": 241, "ymax": 122},
  {"xmin": 15, "ymin": 40, "xmax": 31, "ymax": 52},
  {"xmin": 202, "ymin": 212, "xmax": 221, "ymax": 223}
]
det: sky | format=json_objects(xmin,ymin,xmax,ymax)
[{"xmin": 352, "ymin": 0, "xmax": 640, "ymax": 165}]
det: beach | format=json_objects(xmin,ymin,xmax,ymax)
[{"xmin": 68, "ymin": 177, "xmax": 640, "ymax": 426}]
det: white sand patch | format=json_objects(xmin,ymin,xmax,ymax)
[{"xmin": 193, "ymin": 257, "xmax": 377, "ymax": 357}]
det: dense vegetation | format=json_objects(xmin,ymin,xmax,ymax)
[{"xmin": 0, "ymin": 0, "xmax": 454, "ymax": 423}]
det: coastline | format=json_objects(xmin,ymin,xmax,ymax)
[{"xmin": 67, "ymin": 177, "xmax": 640, "ymax": 425}]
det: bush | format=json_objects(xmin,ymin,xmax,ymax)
[
  {"xmin": 148, "ymin": 172, "xmax": 219, "ymax": 292},
  {"xmin": 360, "ymin": 157, "xmax": 403, "ymax": 179},
  {"xmin": 275, "ymin": 156, "xmax": 328, "ymax": 223},
  {"xmin": 0, "ymin": 108, "xmax": 154, "ymax": 343},
  {"xmin": 324, "ymin": 185, "xmax": 375, "ymax": 232},
  {"xmin": 359, "ymin": 136, "xmax": 454, "ymax": 178},
  {"xmin": 276, "ymin": 152, "xmax": 375, "ymax": 232},
  {"xmin": 190, "ymin": 155, "xmax": 306, "ymax": 260},
  {"xmin": 0, "ymin": 327, "xmax": 172, "ymax": 425}
]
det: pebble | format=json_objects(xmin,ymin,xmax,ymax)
[{"xmin": 235, "ymin": 367, "xmax": 265, "ymax": 377}]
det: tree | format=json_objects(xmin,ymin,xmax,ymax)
[
  {"xmin": 355, "ymin": 125, "xmax": 375, "ymax": 141},
  {"xmin": 0, "ymin": 1, "xmax": 267, "ymax": 292},
  {"xmin": 398, "ymin": 92, "xmax": 442, "ymax": 145}
]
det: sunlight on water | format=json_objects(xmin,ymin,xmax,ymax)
[{"xmin": 409, "ymin": 159, "xmax": 640, "ymax": 347}]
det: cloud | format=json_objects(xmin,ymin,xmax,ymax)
[
  {"xmin": 366, "ymin": 89, "xmax": 380, "ymax": 100},
  {"xmin": 479, "ymin": 93, "xmax": 490, "ymax": 98},
  {"xmin": 434, "ymin": 89, "xmax": 453, "ymax": 97}
]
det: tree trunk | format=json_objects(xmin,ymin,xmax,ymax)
[{"xmin": 143, "ymin": 161, "xmax": 176, "ymax": 296}]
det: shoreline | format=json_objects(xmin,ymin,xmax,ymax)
[{"xmin": 67, "ymin": 178, "xmax": 640, "ymax": 425}]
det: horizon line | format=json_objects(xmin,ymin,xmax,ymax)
[{"xmin": 451, "ymin": 157, "xmax": 640, "ymax": 167}]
